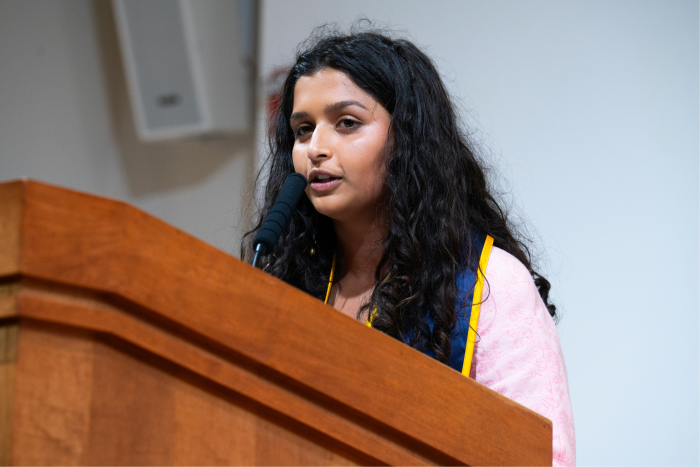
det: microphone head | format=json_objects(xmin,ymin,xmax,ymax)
[{"xmin": 253, "ymin": 173, "xmax": 307, "ymax": 255}]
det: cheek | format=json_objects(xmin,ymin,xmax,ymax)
[
  {"xmin": 292, "ymin": 147, "xmax": 305, "ymax": 173},
  {"xmin": 352, "ymin": 153, "xmax": 387, "ymax": 198},
  {"xmin": 368, "ymin": 166, "xmax": 387, "ymax": 198}
]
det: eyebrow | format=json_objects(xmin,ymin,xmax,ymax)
[
  {"xmin": 290, "ymin": 100, "xmax": 368, "ymax": 123},
  {"xmin": 325, "ymin": 100, "xmax": 367, "ymax": 113}
]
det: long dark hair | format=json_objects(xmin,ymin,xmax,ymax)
[{"xmin": 243, "ymin": 28, "xmax": 556, "ymax": 363}]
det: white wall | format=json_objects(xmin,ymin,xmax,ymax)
[
  {"xmin": 0, "ymin": 0, "xmax": 255, "ymax": 255},
  {"xmin": 259, "ymin": 1, "xmax": 699, "ymax": 465}
]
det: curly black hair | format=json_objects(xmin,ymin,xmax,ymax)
[{"xmin": 243, "ymin": 27, "xmax": 556, "ymax": 364}]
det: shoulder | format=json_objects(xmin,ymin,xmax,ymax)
[
  {"xmin": 477, "ymin": 246, "xmax": 554, "ymax": 358},
  {"xmin": 484, "ymin": 245, "xmax": 534, "ymax": 290},
  {"xmin": 480, "ymin": 246, "xmax": 543, "ymax": 332}
]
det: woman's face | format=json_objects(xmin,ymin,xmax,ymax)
[{"xmin": 291, "ymin": 68, "xmax": 391, "ymax": 224}]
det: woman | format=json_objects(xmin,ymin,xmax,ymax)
[{"xmin": 244, "ymin": 29, "xmax": 575, "ymax": 465}]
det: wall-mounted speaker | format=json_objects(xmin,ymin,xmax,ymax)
[{"xmin": 112, "ymin": 0, "xmax": 252, "ymax": 141}]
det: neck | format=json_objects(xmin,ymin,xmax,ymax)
[{"xmin": 332, "ymin": 211, "xmax": 386, "ymax": 283}]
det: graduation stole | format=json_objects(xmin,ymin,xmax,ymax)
[{"xmin": 325, "ymin": 233, "xmax": 494, "ymax": 377}]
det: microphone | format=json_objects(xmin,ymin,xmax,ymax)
[{"xmin": 252, "ymin": 173, "xmax": 307, "ymax": 268}]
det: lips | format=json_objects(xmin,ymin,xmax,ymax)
[{"xmin": 309, "ymin": 170, "xmax": 342, "ymax": 191}]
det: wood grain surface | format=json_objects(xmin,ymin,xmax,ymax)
[{"xmin": 0, "ymin": 179, "xmax": 552, "ymax": 466}]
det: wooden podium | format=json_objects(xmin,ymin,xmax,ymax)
[{"xmin": 0, "ymin": 180, "xmax": 551, "ymax": 465}]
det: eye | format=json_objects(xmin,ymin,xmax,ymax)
[
  {"xmin": 338, "ymin": 119, "xmax": 360, "ymax": 131},
  {"xmin": 293, "ymin": 124, "xmax": 313, "ymax": 139}
]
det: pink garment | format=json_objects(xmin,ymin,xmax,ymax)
[{"xmin": 469, "ymin": 247, "xmax": 576, "ymax": 466}]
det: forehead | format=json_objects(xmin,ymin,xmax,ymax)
[{"xmin": 293, "ymin": 68, "xmax": 376, "ymax": 109}]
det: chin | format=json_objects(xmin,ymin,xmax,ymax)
[
  {"xmin": 311, "ymin": 200, "xmax": 347, "ymax": 221},
  {"xmin": 312, "ymin": 204, "xmax": 340, "ymax": 219}
]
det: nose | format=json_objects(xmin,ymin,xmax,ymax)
[{"xmin": 306, "ymin": 124, "xmax": 332, "ymax": 162}]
